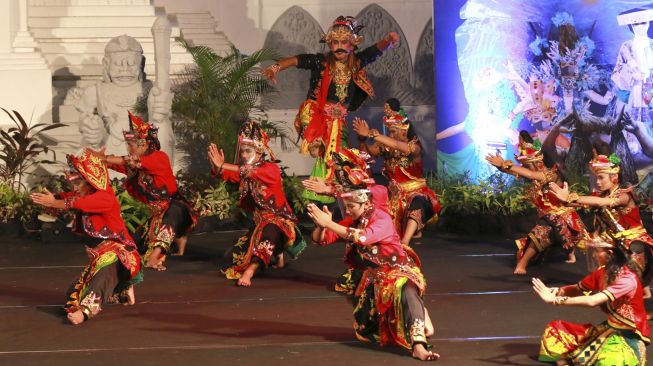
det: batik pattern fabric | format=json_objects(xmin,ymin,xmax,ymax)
[
  {"xmin": 59, "ymin": 189, "xmax": 142, "ymax": 319},
  {"xmin": 220, "ymin": 162, "xmax": 306, "ymax": 279},
  {"xmin": 539, "ymin": 266, "xmax": 649, "ymax": 364},
  {"xmin": 592, "ymin": 188, "xmax": 653, "ymax": 249},
  {"xmin": 382, "ymin": 142, "xmax": 441, "ymax": 237},
  {"xmin": 319, "ymin": 207, "xmax": 428, "ymax": 349},
  {"xmin": 515, "ymin": 167, "xmax": 587, "ymax": 258},
  {"xmin": 111, "ymin": 150, "xmax": 198, "ymax": 262},
  {"xmin": 294, "ymin": 46, "xmax": 382, "ymax": 203}
]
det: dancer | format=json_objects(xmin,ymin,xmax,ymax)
[
  {"xmin": 210, "ymin": 120, "xmax": 306, "ymax": 287},
  {"xmin": 89, "ymin": 113, "xmax": 197, "ymax": 271},
  {"xmin": 549, "ymin": 151, "xmax": 653, "ymax": 250},
  {"xmin": 307, "ymin": 182, "xmax": 438, "ymax": 360},
  {"xmin": 353, "ymin": 98, "xmax": 441, "ymax": 245},
  {"xmin": 486, "ymin": 131, "xmax": 586, "ymax": 274},
  {"xmin": 30, "ymin": 150, "xmax": 142, "ymax": 324},
  {"xmin": 533, "ymin": 237, "xmax": 649, "ymax": 365},
  {"xmin": 262, "ymin": 15, "xmax": 399, "ymax": 204},
  {"xmin": 302, "ymin": 148, "xmax": 389, "ymax": 294}
]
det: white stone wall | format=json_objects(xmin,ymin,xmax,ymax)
[{"xmin": 155, "ymin": 0, "xmax": 433, "ymax": 56}]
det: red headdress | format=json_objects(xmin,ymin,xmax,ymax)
[
  {"xmin": 516, "ymin": 138, "xmax": 544, "ymax": 164},
  {"xmin": 123, "ymin": 112, "xmax": 160, "ymax": 150},
  {"xmin": 65, "ymin": 150, "xmax": 109, "ymax": 191},
  {"xmin": 333, "ymin": 148, "xmax": 375, "ymax": 189},
  {"xmin": 589, "ymin": 154, "xmax": 621, "ymax": 175}
]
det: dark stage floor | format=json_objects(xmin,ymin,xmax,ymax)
[{"xmin": 1, "ymin": 229, "xmax": 651, "ymax": 365}]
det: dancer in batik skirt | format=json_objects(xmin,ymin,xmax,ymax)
[
  {"xmin": 89, "ymin": 112, "xmax": 197, "ymax": 271},
  {"xmin": 302, "ymin": 148, "xmax": 389, "ymax": 294},
  {"xmin": 533, "ymin": 236, "xmax": 649, "ymax": 365},
  {"xmin": 262, "ymin": 15, "xmax": 399, "ymax": 204},
  {"xmin": 31, "ymin": 150, "xmax": 142, "ymax": 324},
  {"xmin": 486, "ymin": 131, "xmax": 586, "ymax": 274},
  {"xmin": 307, "ymin": 178, "xmax": 438, "ymax": 361},
  {"xmin": 210, "ymin": 120, "xmax": 306, "ymax": 287},
  {"xmin": 353, "ymin": 98, "xmax": 441, "ymax": 245}
]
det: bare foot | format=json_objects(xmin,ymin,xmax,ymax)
[
  {"xmin": 412, "ymin": 343, "xmax": 439, "ymax": 361},
  {"xmin": 513, "ymin": 266, "xmax": 527, "ymax": 275},
  {"xmin": 67, "ymin": 310, "xmax": 85, "ymax": 325},
  {"xmin": 272, "ymin": 253, "xmax": 285, "ymax": 269},
  {"xmin": 237, "ymin": 265, "xmax": 257, "ymax": 287},
  {"xmin": 145, "ymin": 248, "xmax": 166, "ymax": 271},
  {"xmin": 644, "ymin": 286, "xmax": 651, "ymax": 300},
  {"xmin": 565, "ymin": 252, "xmax": 576, "ymax": 264},
  {"xmin": 170, "ymin": 236, "xmax": 188, "ymax": 256},
  {"xmin": 425, "ymin": 309, "xmax": 435, "ymax": 337},
  {"xmin": 123, "ymin": 286, "xmax": 136, "ymax": 306}
]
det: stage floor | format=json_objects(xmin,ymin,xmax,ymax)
[{"xmin": 1, "ymin": 229, "xmax": 650, "ymax": 365}]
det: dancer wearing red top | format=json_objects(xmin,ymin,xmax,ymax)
[
  {"xmin": 534, "ymin": 237, "xmax": 649, "ymax": 365},
  {"xmin": 209, "ymin": 120, "xmax": 306, "ymax": 287},
  {"xmin": 90, "ymin": 113, "xmax": 197, "ymax": 271},
  {"xmin": 353, "ymin": 98, "xmax": 441, "ymax": 245},
  {"xmin": 31, "ymin": 150, "xmax": 142, "ymax": 324}
]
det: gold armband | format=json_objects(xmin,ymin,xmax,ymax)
[
  {"xmin": 501, "ymin": 160, "xmax": 514, "ymax": 171},
  {"xmin": 567, "ymin": 193, "xmax": 580, "ymax": 204},
  {"xmin": 368, "ymin": 129, "xmax": 380, "ymax": 139},
  {"xmin": 553, "ymin": 296, "xmax": 569, "ymax": 305}
]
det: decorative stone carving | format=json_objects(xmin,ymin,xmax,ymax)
[
  {"xmin": 414, "ymin": 19, "xmax": 435, "ymax": 105},
  {"xmin": 356, "ymin": 4, "xmax": 413, "ymax": 106},
  {"xmin": 70, "ymin": 34, "xmax": 172, "ymax": 157},
  {"xmin": 262, "ymin": 5, "xmax": 324, "ymax": 109}
]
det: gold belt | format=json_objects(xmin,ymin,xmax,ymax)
[{"xmin": 393, "ymin": 179, "xmax": 426, "ymax": 192}]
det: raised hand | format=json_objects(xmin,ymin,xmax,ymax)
[
  {"xmin": 386, "ymin": 31, "xmax": 400, "ymax": 48},
  {"xmin": 548, "ymin": 181, "xmax": 570, "ymax": 202},
  {"xmin": 352, "ymin": 117, "xmax": 370, "ymax": 137},
  {"xmin": 307, "ymin": 203, "xmax": 333, "ymax": 228},
  {"xmin": 532, "ymin": 277, "xmax": 556, "ymax": 304},
  {"xmin": 485, "ymin": 151, "xmax": 504, "ymax": 168},
  {"xmin": 302, "ymin": 178, "xmax": 331, "ymax": 194},
  {"xmin": 262, "ymin": 64, "xmax": 280, "ymax": 84},
  {"xmin": 208, "ymin": 143, "xmax": 225, "ymax": 168},
  {"xmin": 31, "ymin": 188, "xmax": 56, "ymax": 208}
]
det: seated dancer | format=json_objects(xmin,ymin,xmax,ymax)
[
  {"xmin": 210, "ymin": 120, "xmax": 306, "ymax": 287},
  {"xmin": 352, "ymin": 98, "xmax": 441, "ymax": 245},
  {"xmin": 533, "ymin": 237, "xmax": 649, "ymax": 365},
  {"xmin": 307, "ymin": 184, "xmax": 438, "ymax": 361},
  {"xmin": 30, "ymin": 150, "xmax": 142, "ymax": 324},
  {"xmin": 486, "ymin": 131, "xmax": 586, "ymax": 275},
  {"xmin": 262, "ymin": 15, "xmax": 399, "ymax": 205},
  {"xmin": 302, "ymin": 148, "xmax": 389, "ymax": 294},
  {"xmin": 549, "ymin": 151, "xmax": 653, "ymax": 298},
  {"xmin": 90, "ymin": 113, "xmax": 197, "ymax": 271}
]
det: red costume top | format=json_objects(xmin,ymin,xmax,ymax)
[
  {"xmin": 568, "ymin": 266, "xmax": 650, "ymax": 344},
  {"xmin": 60, "ymin": 188, "xmax": 135, "ymax": 247},
  {"xmin": 222, "ymin": 161, "xmax": 296, "ymax": 222},
  {"xmin": 110, "ymin": 150, "xmax": 177, "ymax": 204},
  {"xmin": 592, "ymin": 188, "xmax": 653, "ymax": 247}
]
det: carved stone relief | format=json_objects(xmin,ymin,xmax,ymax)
[
  {"xmin": 414, "ymin": 19, "xmax": 435, "ymax": 105},
  {"xmin": 262, "ymin": 5, "xmax": 324, "ymax": 109}
]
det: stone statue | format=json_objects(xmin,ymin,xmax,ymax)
[{"xmin": 74, "ymin": 34, "xmax": 173, "ymax": 158}]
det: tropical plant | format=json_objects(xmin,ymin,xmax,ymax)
[
  {"xmin": 192, "ymin": 181, "xmax": 238, "ymax": 220},
  {"xmin": 281, "ymin": 167, "xmax": 309, "ymax": 215},
  {"xmin": 0, "ymin": 109, "xmax": 66, "ymax": 192},
  {"xmin": 0, "ymin": 181, "xmax": 38, "ymax": 223},
  {"xmin": 111, "ymin": 180, "xmax": 150, "ymax": 233},
  {"xmin": 140, "ymin": 41, "xmax": 294, "ymax": 172}
]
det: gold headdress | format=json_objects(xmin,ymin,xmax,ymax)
[
  {"xmin": 322, "ymin": 16, "xmax": 364, "ymax": 46},
  {"xmin": 589, "ymin": 154, "xmax": 621, "ymax": 175}
]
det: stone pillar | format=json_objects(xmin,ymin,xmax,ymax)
[{"xmin": 0, "ymin": 0, "xmax": 52, "ymax": 126}]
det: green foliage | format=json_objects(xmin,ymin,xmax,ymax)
[
  {"xmin": 192, "ymin": 181, "xmax": 238, "ymax": 220},
  {"xmin": 281, "ymin": 168, "xmax": 309, "ymax": 214},
  {"xmin": 427, "ymin": 171, "xmax": 534, "ymax": 216},
  {"xmin": 111, "ymin": 180, "xmax": 150, "ymax": 233},
  {"xmin": 0, "ymin": 181, "xmax": 38, "ymax": 223},
  {"xmin": 0, "ymin": 109, "xmax": 66, "ymax": 192},
  {"xmin": 162, "ymin": 42, "xmax": 293, "ymax": 171}
]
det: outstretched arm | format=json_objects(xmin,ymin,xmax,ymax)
[
  {"xmin": 30, "ymin": 188, "xmax": 66, "ymax": 210},
  {"xmin": 436, "ymin": 122, "xmax": 465, "ymax": 140},
  {"xmin": 261, "ymin": 56, "xmax": 299, "ymax": 84},
  {"xmin": 533, "ymin": 278, "xmax": 609, "ymax": 307},
  {"xmin": 485, "ymin": 152, "xmax": 545, "ymax": 181},
  {"xmin": 548, "ymin": 182, "xmax": 630, "ymax": 208},
  {"xmin": 353, "ymin": 117, "xmax": 417, "ymax": 156}
]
